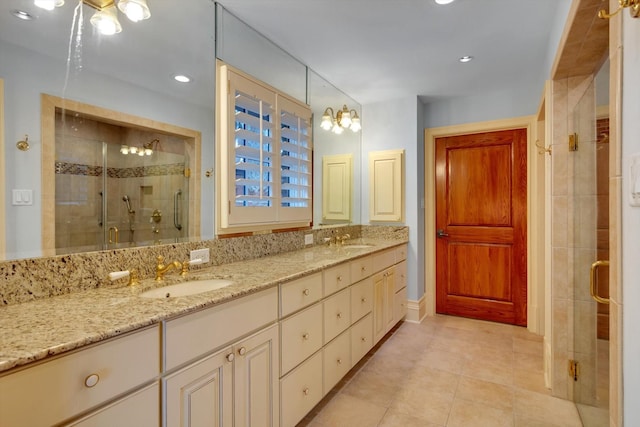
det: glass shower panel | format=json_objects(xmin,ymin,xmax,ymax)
[{"xmin": 572, "ymin": 76, "xmax": 609, "ymax": 418}]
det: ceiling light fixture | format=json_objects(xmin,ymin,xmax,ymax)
[
  {"xmin": 173, "ymin": 74, "xmax": 192, "ymax": 83},
  {"xmin": 459, "ymin": 55, "xmax": 473, "ymax": 63},
  {"xmin": 320, "ymin": 105, "xmax": 361, "ymax": 134},
  {"xmin": 11, "ymin": 10, "xmax": 36, "ymax": 20},
  {"xmin": 33, "ymin": 0, "xmax": 64, "ymax": 11},
  {"xmin": 89, "ymin": 4, "xmax": 122, "ymax": 35},
  {"xmin": 117, "ymin": 0, "xmax": 150, "ymax": 22},
  {"xmin": 435, "ymin": 0, "xmax": 455, "ymax": 4}
]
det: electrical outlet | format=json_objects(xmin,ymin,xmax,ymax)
[
  {"xmin": 304, "ymin": 234, "xmax": 314, "ymax": 245},
  {"xmin": 190, "ymin": 248, "xmax": 210, "ymax": 263}
]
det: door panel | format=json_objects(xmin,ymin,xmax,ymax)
[{"xmin": 436, "ymin": 129, "xmax": 527, "ymax": 326}]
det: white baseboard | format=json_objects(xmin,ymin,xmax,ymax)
[{"xmin": 405, "ymin": 295, "xmax": 427, "ymax": 323}]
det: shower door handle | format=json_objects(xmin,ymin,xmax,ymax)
[
  {"xmin": 590, "ymin": 260, "xmax": 610, "ymax": 304},
  {"xmin": 436, "ymin": 229, "xmax": 449, "ymax": 238},
  {"xmin": 174, "ymin": 190, "xmax": 183, "ymax": 231}
]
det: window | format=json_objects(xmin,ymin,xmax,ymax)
[{"xmin": 217, "ymin": 62, "xmax": 312, "ymax": 234}]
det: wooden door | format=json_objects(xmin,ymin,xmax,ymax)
[{"xmin": 435, "ymin": 129, "xmax": 527, "ymax": 325}]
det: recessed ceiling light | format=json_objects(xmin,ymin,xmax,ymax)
[
  {"xmin": 173, "ymin": 74, "xmax": 192, "ymax": 83},
  {"xmin": 435, "ymin": 0, "xmax": 455, "ymax": 4},
  {"xmin": 459, "ymin": 55, "xmax": 473, "ymax": 63},
  {"xmin": 11, "ymin": 9, "xmax": 35, "ymax": 20}
]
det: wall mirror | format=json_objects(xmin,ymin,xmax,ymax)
[{"xmin": 0, "ymin": 0, "xmax": 360, "ymax": 262}]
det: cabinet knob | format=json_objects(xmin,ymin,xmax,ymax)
[
  {"xmin": 361, "ymin": 297, "xmax": 367, "ymax": 303},
  {"xmin": 226, "ymin": 353, "xmax": 235, "ymax": 362},
  {"xmin": 337, "ymin": 275, "xmax": 342, "ymax": 282},
  {"xmin": 303, "ymin": 387, "xmax": 310, "ymax": 396},
  {"xmin": 361, "ymin": 266, "xmax": 366, "ymax": 272},
  {"xmin": 84, "ymin": 374, "xmax": 100, "ymax": 388},
  {"xmin": 337, "ymin": 312, "xmax": 342, "ymax": 319},
  {"xmin": 302, "ymin": 333, "xmax": 310, "ymax": 340},
  {"xmin": 238, "ymin": 347, "xmax": 247, "ymax": 356},
  {"xmin": 337, "ymin": 358, "xmax": 342, "ymax": 365},
  {"xmin": 361, "ymin": 337, "xmax": 367, "ymax": 342},
  {"xmin": 303, "ymin": 288, "xmax": 310, "ymax": 296}
]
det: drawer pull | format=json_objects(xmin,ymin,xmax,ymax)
[
  {"xmin": 226, "ymin": 353, "xmax": 235, "ymax": 362},
  {"xmin": 302, "ymin": 333, "xmax": 310, "ymax": 340},
  {"xmin": 337, "ymin": 312, "xmax": 343, "ymax": 319},
  {"xmin": 361, "ymin": 297, "xmax": 367, "ymax": 303},
  {"xmin": 238, "ymin": 347, "xmax": 247, "ymax": 356},
  {"xmin": 361, "ymin": 337, "xmax": 367, "ymax": 342},
  {"xmin": 303, "ymin": 288, "xmax": 310, "ymax": 296},
  {"xmin": 84, "ymin": 374, "xmax": 100, "ymax": 388},
  {"xmin": 303, "ymin": 387, "xmax": 310, "ymax": 396},
  {"xmin": 337, "ymin": 275, "xmax": 343, "ymax": 282},
  {"xmin": 337, "ymin": 358, "xmax": 343, "ymax": 365},
  {"xmin": 361, "ymin": 266, "xmax": 366, "ymax": 273}
]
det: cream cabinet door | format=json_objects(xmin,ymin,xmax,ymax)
[
  {"xmin": 369, "ymin": 149, "xmax": 405, "ymax": 222},
  {"xmin": 322, "ymin": 154, "xmax": 352, "ymax": 221},
  {"xmin": 164, "ymin": 347, "xmax": 233, "ymax": 427},
  {"xmin": 373, "ymin": 267, "xmax": 396, "ymax": 343},
  {"xmin": 234, "ymin": 324, "xmax": 279, "ymax": 427}
]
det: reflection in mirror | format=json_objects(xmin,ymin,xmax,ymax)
[
  {"xmin": 308, "ymin": 70, "xmax": 361, "ymax": 227},
  {"xmin": 42, "ymin": 95, "xmax": 200, "ymax": 256},
  {"xmin": 322, "ymin": 154, "xmax": 353, "ymax": 223},
  {"xmin": 0, "ymin": 0, "xmax": 216, "ymax": 261}
]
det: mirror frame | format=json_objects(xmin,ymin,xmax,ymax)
[{"xmin": 40, "ymin": 94, "xmax": 202, "ymax": 256}]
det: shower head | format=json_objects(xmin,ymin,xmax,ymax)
[{"xmin": 122, "ymin": 195, "xmax": 135, "ymax": 214}]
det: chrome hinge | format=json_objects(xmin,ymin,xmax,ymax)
[
  {"xmin": 568, "ymin": 359, "xmax": 579, "ymax": 381},
  {"xmin": 228, "ymin": 200, "xmax": 231, "ymax": 215}
]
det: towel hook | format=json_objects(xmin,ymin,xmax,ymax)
[{"xmin": 16, "ymin": 135, "xmax": 30, "ymax": 151}]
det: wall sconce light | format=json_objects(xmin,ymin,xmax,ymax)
[
  {"xmin": 121, "ymin": 138, "xmax": 159, "ymax": 156},
  {"xmin": 320, "ymin": 105, "xmax": 361, "ymax": 134},
  {"xmin": 598, "ymin": 0, "xmax": 640, "ymax": 18},
  {"xmin": 35, "ymin": 0, "xmax": 152, "ymax": 35}
]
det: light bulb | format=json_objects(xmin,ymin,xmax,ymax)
[
  {"xmin": 331, "ymin": 121, "xmax": 344, "ymax": 135},
  {"xmin": 144, "ymin": 148, "xmax": 153, "ymax": 155},
  {"xmin": 138, "ymin": 150, "xmax": 145, "ymax": 156},
  {"xmin": 34, "ymin": 0, "xmax": 64, "ymax": 11},
  {"xmin": 320, "ymin": 114, "xmax": 333, "ymax": 130},
  {"xmin": 338, "ymin": 105, "xmax": 351, "ymax": 128},
  {"xmin": 350, "ymin": 118, "xmax": 361, "ymax": 132},
  {"xmin": 117, "ymin": 0, "xmax": 151, "ymax": 22},
  {"xmin": 120, "ymin": 145, "xmax": 129, "ymax": 154},
  {"xmin": 129, "ymin": 146, "xmax": 138, "ymax": 154},
  {"xmin": 90, "ymin": 5, "xmax": 122, "ymax": 35}
]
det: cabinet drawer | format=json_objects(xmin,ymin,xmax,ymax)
[
  {"xmin": 280, "ymin": 351, "xmax": 323, "ymax": 427},
  {"xmin": 350, "ymin": 255, "xmax": 373, "ymax": 283},
  {"xmin": 394, "ymin": 286, "xmax": 408, "ymax": 323},
  {"xmin": 395, "ymin": 260, "xmax": 407, "ymax": 292},
  {"xmin": 351, "ymin": 313, "xmax": 373, "ymax": 366},
  {"xmin": 280, "ymin": 303, "xmax": 323, "ymax": 375},
  {"xmin": 372, "ymin": 248, "xmax": 396, "ymax": 272},
  {"xmin": 69, "ymin": 382, "xmax": 160, "ymax": 427},
  {"xmin": 323, "ymin": 288, "xmax": 351, "ymax": 344},
  {"xmin": 351, "ymin": 277, "xmax": 373, "ymax": 322},
  {"xmin": 0, "ymin": 326, "xmax": 159, "ymax": 427},
  {"xmin": 395, "ymin": 244, "xmax": 408, "ymax": 262},
  {"xmin": 323, "ymin": 329, "xmax": 351, "ymax": 393},
  {"xmin": 280, "ymin": 272, "xmax": 322, "ymax": 317},
  {"xmin": 323, "ymin": 263, "xmax": 351, "ymax": 296},
  {"xmin": 164, "ymin": 287, "xmax": 278, "ymax": 371}
]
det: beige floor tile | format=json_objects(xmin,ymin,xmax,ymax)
[
  {"xmin": 514, "ymin": 389, "xmax": 582, "ymax": 427},
  {"xmin": 577, "ymin": 403, "xmax": 609, "ymax": 427},
  {"xmin": 404, "ymin": 366, "xmax": 461, "ymax": 397},
  {"xmin": 416, "ymin": 348, "xmax": 468, "ymax": 375},
  {"xmin": 462, "ymin": 357, "xmax": 514, "ymax": 387},
  {"xmin": 513, "ymin": 337, "xmax": 543, "ymax": 355},
  {"xmin": 455, "ymin": 375, "xmax": 515, "ymax": 411},
  {"xmin": 447, "ymin": 398, "xmax": 514, "ymax": 427},
  {"xmin": 312, "ymin": 393, "xmax": 387, "ymax": 427},
  {"xmin": 377, "ymin": 409, "xmax": 444, "ymax": 427},
  {"xmin": 389, "ymin": 386, "xmax": 455, "ymax": 425},
  {"xmin": 340, "ymin": 368, "xmax": 400, "ymax": 407}
]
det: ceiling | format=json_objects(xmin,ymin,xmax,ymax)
[{"xmin": 217, "ymin": 0, "xmax": 572, "ymax": 105}]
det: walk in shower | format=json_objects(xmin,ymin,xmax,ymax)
[{"xmin": 53, "ymin": 108, "xmax": 192, "ymax": 254}]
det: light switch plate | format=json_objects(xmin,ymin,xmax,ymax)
[
  {"xmin": 12, "ymin": 189, "xmax": 33, "ymax": 206},
  {"xmin": 190, "ymin": 248, "xmax": 210, "ymax": 263},
  {"xmin": 304, "ymin": 234, "xmax": 314, "ymax": 245}
]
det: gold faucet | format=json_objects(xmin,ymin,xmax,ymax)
[
  {"xmin": 336, "ymin": 233, "xmax": 351, "ymax": 245},
  {"xmin": 155, "ymin": 256, "xmax": 182, "ymax": 281}
]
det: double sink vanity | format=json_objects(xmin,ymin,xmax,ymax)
[{"xmin": 0, "ymin": 236, "xmax": 408, "ymax": 426}]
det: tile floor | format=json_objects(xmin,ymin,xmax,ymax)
[{"xmin": 298, "ymin": 315, "xmax": 589, "ymax": 427}]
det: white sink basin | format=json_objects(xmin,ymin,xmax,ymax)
[
  {"xmin": 342, "ymin": 244, "xmax": 374, "ymax": 249},
  {"xmin": 140, "ymin": 279, "xmax": 233, "ymax": 298}
]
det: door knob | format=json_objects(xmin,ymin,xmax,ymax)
[{"xmin": 436, "ymin": 229, "xmax": 449, "ymax": 238}]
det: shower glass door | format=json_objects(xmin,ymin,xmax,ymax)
[{"xmin": 572, "ymin": 61, "xmax": 610, "ymax": 424}]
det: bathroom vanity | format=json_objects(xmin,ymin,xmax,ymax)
[{"xmin": 0, "ymin": 239, "xmax": 408, "ymax": 426}]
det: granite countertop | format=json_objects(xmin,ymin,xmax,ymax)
[{"xmin": 0, "ymin": 238, "xmax": 407, "ymax": 374}]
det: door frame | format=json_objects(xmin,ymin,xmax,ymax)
[{"xmin": 424, "ymin": 115, "xmax": 546, "ymax": 334}]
